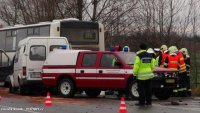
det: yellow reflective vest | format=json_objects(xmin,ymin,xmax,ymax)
[{"xmin": 133, "ymin": 50, "xmax": 155, "ymax": 80}]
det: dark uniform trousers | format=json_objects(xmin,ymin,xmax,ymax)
[
  {"xmin": 137, "ymin": 79, "xmax": 152, "ymax": 104},
  {"xmin": 178, "ymin": 72, "xmax": 188, "ymax": 96}
]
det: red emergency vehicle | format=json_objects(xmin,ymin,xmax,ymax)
[{"xmin": 42, "ymin": 50, "xmax": 178, "ymax": 100}]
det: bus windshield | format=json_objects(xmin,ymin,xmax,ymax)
[
  {"xmin": 60, "ymin": 21, "xmax": 99, "ymax": 45},
  {"xmin": 117, "ymin": 52, "xmax": 136, "ymax": 65}
]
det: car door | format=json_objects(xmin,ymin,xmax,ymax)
[
  {"xmin": 76, "ymin": 53, "xmax": 100, "ymax": 88},
  {"xmin": 97, "ymin": 53, "xmax": 126, "ymax": 89},
  {"xmin": 13, "ymin": 46, "xmax": 24, "ymax": 87},
  {"xmin": 0, "ymin": 50, "xmax": 11, "ymax": 85}
]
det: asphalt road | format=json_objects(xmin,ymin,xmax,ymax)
[{"xmin": 0, "ymin": 87, "xmax": 200, "ymax": 113}]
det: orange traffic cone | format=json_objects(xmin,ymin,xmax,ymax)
[
  {"xmin": 119, "ymin": 97, "xmax": 127, "ymax": 113},
  {"xmin": 44, "ymin": 92, "xmax": 52, "ymax": 107}
]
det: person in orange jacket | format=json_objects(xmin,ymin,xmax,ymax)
[
  {"xmin": 176, "ymin": 47, "xmax": 187, "ymax": 97},
  {"xmin": 164, "ymin": 46, "xmax": 179, "ymax": 71},
  {"xmin": 164, "ymin": 46, "xmax": 179, "ymax": 96},
  {"xmin": 158, "ymin": 45, "xmax": 169, "ymax": 67},
  {"xmin": 179, "ymin": 48, "xmax": 191, "ymax": 96}
]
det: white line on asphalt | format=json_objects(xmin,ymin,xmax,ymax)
[
  {"xmin": 0, "ymin": 105, "xmax": 41, "ymax": 113},
  {"xmin": 154, "ymin": 104, "xmax": 200, "ymax": 112}
]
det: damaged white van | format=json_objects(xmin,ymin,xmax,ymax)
[{"xmin": 9, "ymin": 37, "xmax": 69, "ymax": 94}]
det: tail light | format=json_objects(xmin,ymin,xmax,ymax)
[{"xmin": 22, "ymin": 67, "xmax": 26, "ymax": 76}]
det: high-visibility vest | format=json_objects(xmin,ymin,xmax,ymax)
[
  {"xmin": 133, "ymin": 50, "xmax": 155, "ymax": 80},
  {"xmin": 164, "ymin": 55, "xmax": 179, "ymax": 70},
  {"xmin": 177, "ymin": 52, "xmax": 186, "ymax": 73},
  {"xmin": 155, "ymin": 56, "xmax": 159, "ymax": 66}
]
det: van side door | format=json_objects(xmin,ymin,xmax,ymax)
[
  {"xmin": 13, "ymin": 46, "xmax": 25, "ymax": 87},
  {"xmin": 26, "ymin": 39, "xmax": 47, "ymax": 80}
]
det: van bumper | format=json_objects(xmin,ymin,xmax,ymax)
[{"xmin": 19, "ymin": 78, "xmax": 42, "ymax": 86}]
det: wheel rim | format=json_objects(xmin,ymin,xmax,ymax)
[
  {"xmin": 131, "ymin": 82, "xmax": 139, "ymax": 97},
  {"xmin": 60, "ymin": 81, "xmax": 71, "ymax": 95}
]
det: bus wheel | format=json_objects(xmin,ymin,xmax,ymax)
[
  {"xmin": 129, "ymin": 80, "xmax": 139, "ymax": 99},
  {"xmin": 58, "ymin": 78, "xmax": 75, "ymax": 98},
  {"xmin": 85, "ymin": 89, "xmax": 101, "ymax": 98}
]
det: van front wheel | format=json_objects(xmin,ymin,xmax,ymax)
[
  {"xmin": 9, "ymin": 81, "xmax": 17, "ymax": 93},
  {"xmin": 58, "ymin": 78, "xmax": 75, "ymax": 98},
  {"xmin": 19, "ymin": 85, "xmax": 26, "ymax": 95}
]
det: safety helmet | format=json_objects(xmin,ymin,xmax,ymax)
[
  {"xmin": 147, "ymin": 48, "xmax": 155, "ymax": 54},
  {"xmin": 154, "ymin": 48, "xmax": 160, "ymax": 52},
  {"xmin": 123, "ymin": 46, "xmax": 130, "ymax": 52},
  {"xmin": 160, "ymin": 45, "xmax": 168, "ymax": 52},
  {"xmin": 168, "ymin": 46, "xmax": 177, "ymax": 55},
  {"xmin": 179, "ymin": 48, "xmax": 187, "ymax": 54},
  {"xmin": 174, "ymin": 46, "xmax": 178, "ymax": 53},
  {"xmin": 180, "ymin": 48, "xmax": 189, "ymax": 57}
]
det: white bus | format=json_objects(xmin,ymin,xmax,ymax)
[{"xmin": 0, "ymin": 18, "xmax": 105, "ymax": 59}]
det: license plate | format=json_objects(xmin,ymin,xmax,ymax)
[
  {"xmin": 166, "ymin": 79, "xmax": 175, "ymax": 83},
  {"xmin": 29, "ymin": 72, "xmax": 41, "ymax": 78}
]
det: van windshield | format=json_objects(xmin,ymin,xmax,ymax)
[{"xmin": 116, "ymin": 52, "xmax": 136, "ymax": 65}]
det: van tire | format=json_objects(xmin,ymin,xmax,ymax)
[
  {"xmin": 9, "ymin": 81, "xmax": 17, "ymax": 93},
  {"xmin": 129, "ymin": 80, "xmax": 139, "ymax": 99},
  {"xmin": 19, "ymin": 85, "xmax": 26, "ymax": 95},
  {"xmin": 85, "ymin": 89, "xmax": 101, "ymax": 98},
  {"xmin": 58, "ymin": 78, "xmax": 75, "ymax": 98}
]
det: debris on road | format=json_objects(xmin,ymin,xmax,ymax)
[{"xmin": 171, "ymin": 101, "xmax": 188, "ymax": 105}]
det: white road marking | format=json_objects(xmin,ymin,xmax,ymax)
[{"xmin": 0, "ymin": 105, "xmax": 42, "ymax": 113}]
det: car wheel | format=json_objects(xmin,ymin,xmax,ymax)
[
  {"xmin": 129, "ymin": 80, "xmax": 139, "ymax": 99},
  {"xmin": 58, "ymin": 78, "xmax": 75, "ymax": 98},
  {"xmin": 85, "ymin": 89, "xmax": 101, "ymax": 98}
]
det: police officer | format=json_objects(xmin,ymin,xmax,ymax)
[
  {"xmin": 134, "ymin": 44, "xmax": 155, "ymax": 106},
  {"xmin": 147, "ymin": 48, "xmax": 156, "ymax": 58},
  {"xmin": 179, "ymin": 48, "xmax": 191, "ymax": 96}
]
